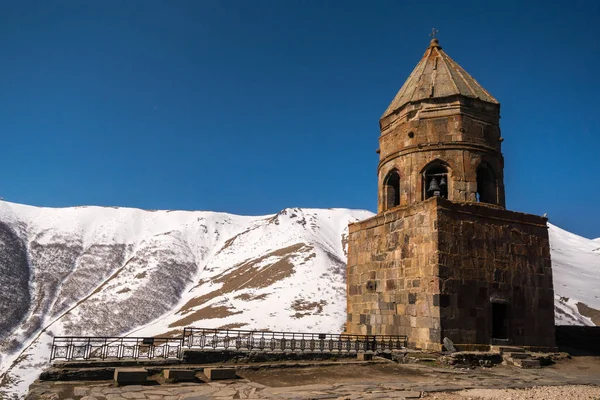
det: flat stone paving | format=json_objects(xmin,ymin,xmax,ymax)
[{"xmin": 26, "ymin": 356, "xmax": 600, "ymax": 400}]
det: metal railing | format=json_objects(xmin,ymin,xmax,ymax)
[
  {"xmin": 50, "ymin": 336, "xmax": 183, "ymax": 361},
  {"xmin": 182, "ymin": 327, "xmax": 408, "ymax": 353},
  {"xmin": 50, "ymin": 328, "xmax": 408, "ymax": 361}
]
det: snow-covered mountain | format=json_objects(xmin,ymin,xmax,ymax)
[
  {"xmin": 0, "ymin": 201, "xmax": 598, "ymax": 397},
  {"xmin": 551, "ymin": 225, "xmax": 600, "ymax": 326},
  {"xmin": 0, "ymin": 201, "xmax": 372, "ymax": 395}
]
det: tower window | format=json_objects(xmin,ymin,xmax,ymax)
[
  {"xmin": 423, "ymin": 164, "xmax": 448, "ymax": 199},
  {"xmin": 383, "ymin": 170, "xmax": 400, "ymax": 210},
  {"xmin": 477, "ymin": 162, "xmax": 497, "ymax": 204}
]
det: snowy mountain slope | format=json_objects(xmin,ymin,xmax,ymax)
[
  {"xmin": 134, "ymin": 208, "xmax": 360, "ymax": 337},
  {"xmin": 0, "ymin": 201, "xmax": 598, "ymax": 397},
  {"xmin": 550, "ymin": 224, "xmax": 600, "ymax": 326},
  {"xmin": 0, "ymin": 201, "xmax": 371, "ymax": 396}
]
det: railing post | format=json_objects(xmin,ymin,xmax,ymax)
[{"xmin": 50, "ymin": 338, "xmax": 55, "ymax": 360}]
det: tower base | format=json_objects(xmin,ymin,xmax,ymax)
[{"xmin": 346, "ymin": 197, "xmax": 555, "ymax": 351}]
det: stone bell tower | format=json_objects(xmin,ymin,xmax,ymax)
[
  {"xmin": 377, "ymin": 37, "xmax": 505, "ymax": 212},
  {"xmin": 346, "ymin": 37, "xmax": 556, "ymax": 351}
]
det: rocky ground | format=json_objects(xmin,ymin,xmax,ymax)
[
  {"xmin": 25, "ymin": 381, "xmax": 600, "ymax": 400},
  {"xmin": 24, "ymin": 355, "xmax": 600, "ymax": 400}
]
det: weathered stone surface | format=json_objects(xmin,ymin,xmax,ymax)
[
  {"xmin": 346, "ymin": 199, "xmax": 443, "ymax": 349},
  {"xmin": 357, "ymin": 353, "xmax": 373, "ymax": 361},
  {"xmin": 73, "ymin": 387, "xmax": 89, "ymax": 397},
  {"xmin": 120, "ymin": 386, "xmax": 146, "ymax": 392},
  {"xmin": 105, "ymin": 395, "xmax": 127, "ymax": 400},
  {"xmin": 175, "ymin": 386, "xmax": 216, "ymax": 395},
  {"xmin": 214, "ymin": 388, "xmax": 237, "ymax": 397},
  {"xmin": 114, "ymin": 368, "xmax": 147, "ymax": 385},
  {"xmin": 103, "ymin": 388, "xmax": 124, "ymax": 394},
  {"xmin": 204, "ymin": 367, "xmax": 237, "ymax": 380},
  {"xmin": 121, "ymin": 392, "xmax": 147, "ymax": 399},
  {"xmin": 143, "ymin": 391, "xmax": 174, "ymax": 396},
  {"xmin": 24, "ymin": 361, "xmax": 600, "ymax": 400},
  {"xmin": 347, "ymin": 197, "xmax": 554, "ymax": 350},
  {"xmin": 443, "ymin": 337, "xmax": 457, "ymax": 353},
  {"xmin": 163, "ymin": 368, "xmax": 196, "ymax": 382},
  {"xmin": 90, "ymin": 389, "xmax": 106, "ymax": 397},
  {"xmin": 179, "ymin": 394, "xmax": 212, "ymax": 400}
]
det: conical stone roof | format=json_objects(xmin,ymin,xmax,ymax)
[{"xmin": 382, "ymin": 39, "xmax": 498, "ymax": 119}]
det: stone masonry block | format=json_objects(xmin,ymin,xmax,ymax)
[
  {"xmin": 114, "ymin": 368, "xmax": 147, "ymax": 385},
  {"xmin": 204, "ymin": 368, "xmax": 237, "ymax": 380},
  {"xmin": 357, "ymin": 352, "xmax": 373, "ymax": 361}
]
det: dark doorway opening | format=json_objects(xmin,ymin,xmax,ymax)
[
  {"xmin": 383, "ymin": 170, "xmax": 400, "ymax": 210},
  {"xmin": 476, "ymin": 162, "xmax": 497, "ymax": 204},
  {"xmin": 492, "ymin": 303, "xmax": 508, "ymax": 339}
]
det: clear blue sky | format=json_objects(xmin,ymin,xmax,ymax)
[{"xmin": 1, "ymin": 1, "xmax": 599, "ymax": 238}]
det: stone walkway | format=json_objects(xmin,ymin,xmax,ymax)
[
  {"xmin": 26, "ymin": 356, "xmax": 600, "ymax": 400},
  {"xmin": 26, "ymin": 380, "xmax": 600, "ymax": 400},
  {"xmin": 32, "ymin": 381, "xmax": 426, "ymax": 400}
]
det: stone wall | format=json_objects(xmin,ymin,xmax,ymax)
[
  {"xmin": 346, "ymin": 197, "xmax": 555, "ymax": 351},
  {"xmin": 346, "ymin": 199, "xmax": 442, "ymax": 350},
  {"xmin": 436, "ymin": 200, "xmax": 555, "ymax": 349}
]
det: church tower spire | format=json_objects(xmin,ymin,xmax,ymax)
[{"xmin": 377, "ymin": 37, "xmax": 505, "ymax": 212}]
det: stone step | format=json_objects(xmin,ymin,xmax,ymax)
[
  {"xmin": 114, "ymin": 368, "xmax": 147, "ymax": 385},
  {"xmin": 498, "ymin": 346, "xmax": 525, "ymax": 355},
  {"xmin": 204, "ymin": 367, "xmax": 237, "ymax": 380},
  {"xmin": 505, "ymin": 352, "xmax": 529, "ymax": 359}
]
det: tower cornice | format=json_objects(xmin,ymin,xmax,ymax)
[{"xmin": 377, "ymin": 142, "xmax": 503, "ymax": 174}]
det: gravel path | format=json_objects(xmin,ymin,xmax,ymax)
[{"xmin": 426, "ymin": 385, "xmax": 600, "ymax": 400}]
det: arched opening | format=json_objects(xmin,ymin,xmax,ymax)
[
  {"xmin": 422, "ymin": 161, "xmax": 449, "ymax": 200},
  {"xmin": 383, "ymin": 170, "xmax": 400, "ymax": 210},
  {"xmin": 476, "ymin": 162, "xmax": 497, "ymax": 204}
]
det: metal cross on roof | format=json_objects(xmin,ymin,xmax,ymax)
[{"xmin": 429, "ymin": 28, "xmax": 439, "ymax": 39}]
